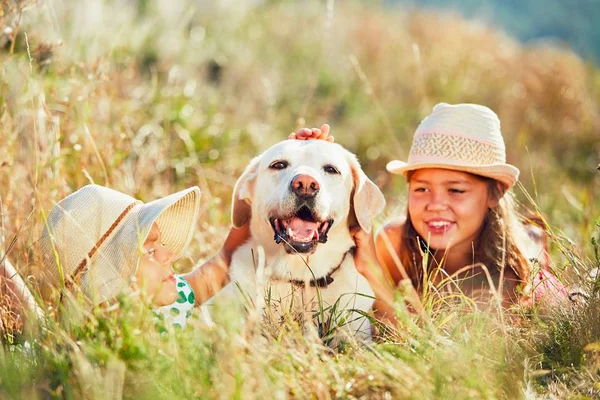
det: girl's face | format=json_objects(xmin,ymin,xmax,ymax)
[
  {"xmin": 135, "ymin": 223, "xmax": 178, "ymax": 306},
  {"xmin": 408, "ymin": 168, "xmax": 497, "ymax": 255}
]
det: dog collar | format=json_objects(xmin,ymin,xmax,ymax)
[{"xmin": 281, "ymin": 248, "xmax": 354, "ymax": 288}]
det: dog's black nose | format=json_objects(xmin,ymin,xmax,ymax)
[{"xmin": 291, "ymin": 174, "xmax": 320, "ymax": 198}]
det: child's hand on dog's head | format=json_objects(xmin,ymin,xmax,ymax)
[{"xmin": 288, "ymin": 124, "xmax": 334, "ymax": 142}]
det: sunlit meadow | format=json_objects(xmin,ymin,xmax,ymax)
[{"xmin": 1, "ymin": 0, "xmax": 599, "ymax": 398}]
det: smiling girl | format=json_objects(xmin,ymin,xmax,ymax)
[
  {"xmin": 378, "ymin": 103, "xmax": 532, "ymax": 309},
  {"xmin": 293, "ymin": 103, "xmax": 556, "ymax": 322},
  {"xmin": 380, "ymin": 168, "xmax": 528, "ymax": 306}
]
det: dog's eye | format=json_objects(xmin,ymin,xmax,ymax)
[
  {"xmin": 323, "ymin": 165, "xmax": 340, "ymax": 175},
  {"xmin": 269, "ymin": 160, "xmax": 289, "ymax": 170}
]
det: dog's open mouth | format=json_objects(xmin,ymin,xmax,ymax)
[{"xmin": 269, "ymin": 207, "xmax": 333, "ymax": 254}]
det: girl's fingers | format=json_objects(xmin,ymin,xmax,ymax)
[
  {"xmin": 291, "ymin": 128, "xmax": 316, "ymax": 140},
  {"xmin": 314, "ymin": 124, "xmax": 329, "ymax": 140},
  {"xmin": 350, "ymin": 225, "xmax": 366, "ymax": 245},
  {"xmin": 319, "ymin": 125, "xmax": 335, "ymax": 142},
  {"xmin": 289, "ymin": 125, "xmax": 333, "ymax": 141}
]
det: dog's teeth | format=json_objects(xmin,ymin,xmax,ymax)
[{"xmin": 287, "ymin": 227, "xmax": 293, "ymax": 238}]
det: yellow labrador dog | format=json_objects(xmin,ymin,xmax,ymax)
[{"xmin": 222, "ymin": 139, "xmax": 385, "ymax": 341}]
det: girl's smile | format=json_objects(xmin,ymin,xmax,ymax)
[
  {"xmin": 424, "ymin": 218, "xmax": 455, "ymax": 235},
  {"xmin": 408, "ymin": 168, "xmax": 498, "ymax": 269}
]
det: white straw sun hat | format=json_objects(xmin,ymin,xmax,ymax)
[
  {"xmin": 40, "ymin": 184, "xmax": 200, "ymax": 308},
  {"xmin": 386, "ymin": 103, "xmax": 520, "ymax": 190}
]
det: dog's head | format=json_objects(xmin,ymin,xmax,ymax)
[{"xmin": 232, "ymin": 140, "xmax": 385, "ymax": 255}]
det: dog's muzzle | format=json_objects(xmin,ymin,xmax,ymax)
[{"xmin": 269, "ymin": 206, "xmax": 333, "ymax": 254}]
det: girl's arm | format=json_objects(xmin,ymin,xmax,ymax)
[
  {"xmin": 182, "ymin": 224, "xmax": 250, "ymax": 305},
  {"xmin": 0, "ymin": 257, "xmax": 43, "ymax": 330}
]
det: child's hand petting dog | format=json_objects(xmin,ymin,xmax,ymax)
[
  {"xmin": 349, "ymin": 225, "xmax": 380, "ymax": 276},
  {"xmin": 288, "ymin": 124, "xmax": 334, "ymax": 142}
]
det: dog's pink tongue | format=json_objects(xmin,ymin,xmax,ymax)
[{"xmin": 288, "ymin": 217, "xmax": 319, "ymax": 241}]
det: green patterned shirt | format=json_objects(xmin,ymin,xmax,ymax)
[{"xmin": 155, "ymin": 275, "xmax": 195, "ymax": 329}]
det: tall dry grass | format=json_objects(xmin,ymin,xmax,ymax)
[{"xmin": 0, "ymin": 0, "xmax": 599, "ymax": 398}]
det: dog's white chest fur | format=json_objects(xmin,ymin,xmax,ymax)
[{"xmin": 226, "ymin": 240, "xmax": 375, "ymax": 340}]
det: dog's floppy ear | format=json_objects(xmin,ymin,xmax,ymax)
[
  {"xmin": 348, "ymin": 155, "xmax": 386, "ymax": 233},
  {"xmin": 231, "ymin": 157, "xmax": 260, "ymax": 228}
]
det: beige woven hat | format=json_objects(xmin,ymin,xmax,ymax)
[
  {"xmin": 386, "ymin": 103, "xmax": 520, "ymax": 189},
  {"xmin": 40, "ymin": 184, "xmax": 200, "ymax": 308}
]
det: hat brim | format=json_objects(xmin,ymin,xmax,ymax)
[
  {"xmin": 386, "ymin": 160, "xmax": 519, "ymax": 190},
  {"xmin": 95, "ymin": 186, "xmax": 201, "ymax": 303},
  {"xmin": 137, "ymin": 186, "xmax": 201, "ymax": 258}
]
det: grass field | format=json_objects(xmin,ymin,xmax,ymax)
[{"xmin": 1, "ymin": 0, "xmax": 600, "ymax": 398}]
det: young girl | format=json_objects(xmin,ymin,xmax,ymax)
[
  {"xmin": 1, "ymin": 182, "xmax": 248, "ymax": 333},
  {"xmin": 292, "ymin": 103, "xmax": 564, "ymax": 323},
  {"xmin": 39, "ymin": 184, "xmax": 207, "ymax": 327}
]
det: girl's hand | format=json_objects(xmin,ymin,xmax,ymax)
[
  {"xmin": 349, "ymin": 225, "xmax": 380, "ymax": 275},
  {"xmin": 288, "ymin": 124, "xmax": 334, "ymax": 142}
]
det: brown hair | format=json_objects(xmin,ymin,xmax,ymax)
[{"xmin": 398, "ymin": 173, "xmax": 531, "ymax": 303}]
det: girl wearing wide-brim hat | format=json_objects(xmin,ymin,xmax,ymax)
[
  {"xmin": 1, "ymin": 183, "xmax": 249, "ymax": 331},
  {"xmin": 292, "ymin": 103, "xmax": 567, "ymax": 322},
  {"xmin": 39, "ymin": 184, "xmax": 223, "ymax": 327}
]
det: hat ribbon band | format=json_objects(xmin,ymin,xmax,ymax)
[
  {"xmin": 409, "ymin": 132, "xmax": 505, "ymax": 165},
  {"xmin": 60, "ymin": 201, "xmax": 138, "ymax": 303}
]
